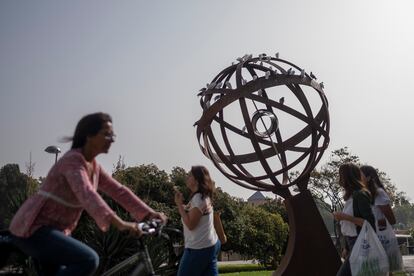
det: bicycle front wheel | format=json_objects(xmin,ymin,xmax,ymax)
[{"xmin": 101, "ymin": 253, "xmax": 139, "ymax": 276}]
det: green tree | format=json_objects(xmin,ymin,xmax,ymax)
[
  {"xmin": 239, "ymin": 204, "xmax": 288, "ymax": 267},
  {"xmin": 259, "ymin": 197, "xmax": 288, "ymax": 223},
  {"xmin": 393, "ymin": 202, "xmax": 414, "ymax": 229},
  {"xmin": 0, "ymin": 164, "xmax": 40, "ymax": 275},
  {"xmin": 113, "ymin": 164, "xmax": 173, "ymax": 204},
  {"xmin": 212, "ymin": 187, "xmax": 246, "ymax": 253},
  {"xmin": 0, "ymin": 164, "xmax": 39, "ymax": 228}
]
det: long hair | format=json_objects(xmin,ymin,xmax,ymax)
[
  {"xmin": 190, "ymin": 166, "xmax": 215, "ymax": 199},
  {"xmin": 360, "ymin": 165, "xmax": 384, "ymax": 200},
  {"xmin": 67, "ymin": 112, "xmax": 112, "ymax": 149},
  {"xmin": 339, "ymin": 163, "xmax": 369, "ymax": 201}
]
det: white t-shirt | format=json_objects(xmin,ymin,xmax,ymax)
[
  {"xmin": 183, "ymin": 193, "xmax": 218, "ymax": 249},
  {"xmin": 372, "ymin": 188, "xmax": 391, "ymax": 221},
  {"xmin": 340, "ymin": 198, "xmax": 357, "ymax": 237}
]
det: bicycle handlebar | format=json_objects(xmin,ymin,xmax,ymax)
[{"xmin": 137, "ymin": 219, "xmax": 164, "ymax": 236}]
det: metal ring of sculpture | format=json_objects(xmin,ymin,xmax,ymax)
[{"xmin": 194, "ymin": 53, "xmax": 330, "ymax": 198}]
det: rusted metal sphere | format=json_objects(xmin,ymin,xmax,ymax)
[{"xmin": 194, "ymin": 53, "xmax": 329, "ymax": 198}]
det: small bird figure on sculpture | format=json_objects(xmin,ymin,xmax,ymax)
[
  {"xmin": 320, "ymin": 82, "xmax": 325, "ymax": 89},
  {"xmin": 197, "ymin": 88, "xmax": 206, "ymax": 96}
]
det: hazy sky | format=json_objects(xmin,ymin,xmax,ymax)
[{"xmin": 1, "ymin": 1, "xmax": 413, "ymax": 200}]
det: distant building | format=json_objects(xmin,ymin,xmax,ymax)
[{"xmin": 247, "ymin": 191, "xmax": 267, "ymax": 206}]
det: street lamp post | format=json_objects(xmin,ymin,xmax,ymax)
[{"xmin": 44, "ymin": 145, "xmax": 61, "ymax": 164}]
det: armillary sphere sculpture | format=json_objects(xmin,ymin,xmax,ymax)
[{"xmin": 194, "ymin": 53, "xmax": 341, "ymax": 276}]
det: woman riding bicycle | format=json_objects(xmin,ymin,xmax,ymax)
[{"xmin": 9, "ymin": 112, "xmax": 167, "ymax": 276}]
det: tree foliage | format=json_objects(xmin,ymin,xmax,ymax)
[
  {"xmin": 0, "ymin": 164, "xmax": 39, "ymax": 228},
  {"xmin": 259, "ymin": 197, "xmax": 288, "ymax": 223},
  {"xmin": 0, "ymin": 164, "xmax": 40, "ymax": 274},
  {"xmin": 238, "ymin": 204, "xmax": 288, "ymax": 267}
]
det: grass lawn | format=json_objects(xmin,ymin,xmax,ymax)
[
  {"xmin": 223, "ymin": 271, "xmax": 409, "ymax": 276},
  {"xmin": 218, "ymin": 264, "xmax": 409, "ymax": 276},
  {"xmin": 222, "ymin": 272, "xmax": 273, "ymax": 276},
  {"xmin": 218, "ymin": 263, "xmax": 273, "ymax": 275},
  {"xmin": 222, "ymin": 270, "xmax": 409, "ymax": 276}
]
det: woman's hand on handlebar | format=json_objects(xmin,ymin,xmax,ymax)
[
  {"xmin": 147, "ymin": 211, "xmax": 168, "ymax": 225},
  {"xmin": 122, "ymin": 221, "xmax": 143, "ymax": 236},
  {"xmin": 112, "ymin": 216, "xmax": 143, "ymax": 236}
]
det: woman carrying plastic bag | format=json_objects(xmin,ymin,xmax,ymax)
[
  {"xmin": 360, "ymin": 165, "xmax": 402, "ymax": 273},
  {"xmin": 333, "ymin": 163, "xmax": 379, "ymax": 276},
  {"xmin": 349, "ymin": 220, "xmax": 389, "ymax": 276}
]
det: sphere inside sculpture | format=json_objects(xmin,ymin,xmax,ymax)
[{"xmin": 195, "ymin": 54, "xmax": 329, "ymax": 198}]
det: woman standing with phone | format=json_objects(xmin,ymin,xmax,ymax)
[{"xmin": 174, "ymin": 166, "xmax": 221, "ymax": 276}]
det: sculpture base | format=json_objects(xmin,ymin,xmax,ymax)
[{"xmin": 273, "ymin": 190, "xmax": 341, "ymax": 276}]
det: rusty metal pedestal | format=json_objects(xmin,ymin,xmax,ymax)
[{"xmin": 273, "ymin": 190, "xmax": 341, "ymax": 276}]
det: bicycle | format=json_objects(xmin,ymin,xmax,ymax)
[
  {"xmin": 102, "ymin": 219, "xmax": 183, "ymax": 276},
  {"xmin": 0, "ymin": 220, "xmax": 183, "ymax": 276}
]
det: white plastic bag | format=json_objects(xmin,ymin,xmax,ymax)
[
  {"xmin": 376, "ymin": 219, "xmax": 403, "ymax": 272},
  {"xmin": 350, "ymin": 221, "xmax": 389, "ymax": 276}
]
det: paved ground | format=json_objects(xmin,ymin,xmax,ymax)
[
  {"xmin": 404, "ymin": 255, "xmax": 414, "ymax": 274},
  {"xmin": 220, "ymin": 257, "xmax": 414, "ymax": 274}
]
